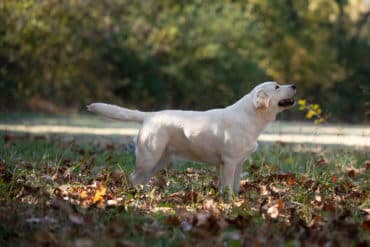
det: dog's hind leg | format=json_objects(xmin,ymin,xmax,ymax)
[
  {"xmin": 151, "ymin": 150, "xmax": 172, "ymax": 175},
  {"xmin": 131, "ymin": 153, "xmax": 163, "ymax": 186},
  {"xmin": 130, "ymin": 132, "xmax": 168, "ymax": 186}
]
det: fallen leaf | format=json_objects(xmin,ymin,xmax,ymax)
[
  {"xmin": 268, "ymin": 173, "xmax": 296, "ymax": 182},
  {"xmin": 203, "ymin": 199, "xmax": 218, "ymax": 211},
  {"xmin": 259, "ymin": 185, "xmax": 269, "ymax": 196},
  {"xmin": 275, "ymin": 140, "xmax": 286, "ymax": 146},
  {"xmin": 107, "ymin": 199, "xmax": 120, "ymax": 206},
  {"xmin": 315, "ymin": 157, "xmax": 328, "ymax": 166},
  {"xmin": 345, "ymin": 166, "xmax": 366, "ymax": 178},
  {"xmin": 4, "ymin": 133, "xmax": 29, "ymax": 142},
  {"xmin": 167, "ymin": 192, "xmax": 184, "ymax": 204},
  {"xmin": 359, "ymin": 208, "xmax": 370, "ymax": 215},
  {"xmin": 93, "ymin": 185, "xmax": 107, "ymax": 203},
  {"xmin": 270, "ymin": 183, "xmax": 288, "ymax": 194},
  {"xmin": 186, "ymin": 168, "xmax": 194, "ymax": 174},
  {"xmin": 63, "ymin": 167, "xmax": 73, "ymax": 179},
  {"xmin": 347, "ymin": 169, "xmax": 356, "ymax": 178},
  {"xmin": 164, "ymin": 215, "xmax": 181, "ymax": 226},
  {"xmin": 184, "ymin": 190, "xmax": 199, "ymax": 203},
  {"xmin": 80, "ymin": 190, "xmax": 88, "ymax": 200},
  {"xmin": 323, "ymin": 201, "xmax": 336, "ymax": 212},
  {"xmin": 308, "ymin": 215, "xmax": 322, "ymax": 228},
  {"xmin": 364, "ymin": 160, "xmax": 370, "ymax": 170},
  {"xmin": 287, "ymin": 176, "xmax": 297, "ymax": 186},
  {"xmin": 105, "ymin": 143, "xmax": 116, "ymax": 151},
  {"xmin": 362, "ymin": 220, "xmax": 370, "ymax": 233},
  {"xmin": 33, "ymin": 135, "xmax": 46, "ymax": 140},
  {"xmin": 264, "ymin": 199, "xmax": 284, "ymax": 219},
  {"xmin": 267, "ymin": 205, "xmax": 279, "ymax": 219}
]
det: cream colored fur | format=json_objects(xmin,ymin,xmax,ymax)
[{"xmin": 87, "ymin": 81, "xmax": 296, "ymax": 195}]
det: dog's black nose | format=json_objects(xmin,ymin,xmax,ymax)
[{"xmin": 291, "ymin": 84, "xmax": 296, "ymax": 90}]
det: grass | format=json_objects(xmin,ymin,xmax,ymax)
[
  {"xmin": 2, "ymin": 112, "xmax": 368, "ymax": 134},
  {"xmin": 0, "ymin": 132, "xmax": 369, "ymax": 246}
]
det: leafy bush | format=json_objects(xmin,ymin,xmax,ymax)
[{"xmin": 0, "ymin": 0, "xmax": 369, "ymax": 121}]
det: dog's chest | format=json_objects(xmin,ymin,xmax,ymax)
[{"xmin": 222, "ymin": 130, "xmax": 258, "ymax": 161}]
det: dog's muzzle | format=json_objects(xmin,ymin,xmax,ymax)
[{"xmin": 278, "ymin": 98, "xmax": 295, "ymax": 107}]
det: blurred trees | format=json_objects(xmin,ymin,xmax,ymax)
[{"xmin": 0, "ymin": 0, "xmax": 369, "ymax": 121}]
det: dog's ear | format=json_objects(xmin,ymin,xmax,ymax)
[{"xmin": 253, "ymin": 89, "xmax": 270, "ymax": 109}]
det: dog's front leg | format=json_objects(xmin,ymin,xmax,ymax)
[
  {"xmin": 220, "ymin": 161, "xmax": 239, "ymax": 198},
  {"xmin": 233, "ymin": 162, "xmax": 243, "ymax": 195},
  {"xmin": 215, "ymin": 163, "xmax": 221, "ymax": 189}
]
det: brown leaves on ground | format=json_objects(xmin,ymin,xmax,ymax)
[
  {"xmin": 0, "ymin": 159, "xmax": 12, "ymax": 183},
  {"xmin": 1, "ymin": 135, "xmax": 369, "ymax": 246},
  {"xmin": 166, "ymin": 190, "xmax": 200, "ymax": 204},
  {"xmin": 54, "ymin": 181, "xmax": 125, "ymax": 209},
  {"xmin": 3, "ymin": 133, "xmax": 46, "ymax": 143},
  {"xmin": 345, "ymin": 166, "xmax": 367, "ymax": 178},
  {"xmin": 263, "ymin": 199, "xmax": 284, "ymax": 219}
]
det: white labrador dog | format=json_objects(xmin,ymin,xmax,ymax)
[{"xmin": 87, "ymin": 81, "xmax": 296, "ymax": 194}]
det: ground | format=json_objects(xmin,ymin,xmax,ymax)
[{"xmin": 0, "ymin": 114, "xmax": 369, "ymax": 246}]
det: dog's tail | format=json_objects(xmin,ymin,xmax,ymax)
[{"xmin": 86, "ymin": 103, "xmax": 149, "ymax": 123}]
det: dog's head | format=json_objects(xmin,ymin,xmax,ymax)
[{"xmin": 252, "ymin": 81, "xmax": 296, "ymax": 113}]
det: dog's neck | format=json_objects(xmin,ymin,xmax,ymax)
[{"xmin": 229, "ymin": 94, "xmax": 277, "ymax": 134}]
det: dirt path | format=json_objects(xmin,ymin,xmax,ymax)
[{"xmin": 1, "ymin": 123, "xmax": 369, "ymax": 147}]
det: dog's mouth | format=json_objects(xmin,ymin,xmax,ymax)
[{"xmin": 278, "ymin": 98, "xmax": 295, "ymax": 107}]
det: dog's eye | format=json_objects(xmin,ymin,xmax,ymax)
[{"xmin": 275, "ymin": 85, "xmax": 280, "ymax": 89}]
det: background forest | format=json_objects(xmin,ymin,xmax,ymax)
[{"xmin": 1, "ymin": 0, "xmax": 369, "ymax": 122}]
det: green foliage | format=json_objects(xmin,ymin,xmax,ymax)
[
  {"xmin": 297, "ymin": 99, "xmax": 327, "ymax": 124},
  {"xmin": 0, "ymin": 0, "xmax": 369, "ymax": 121}
]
